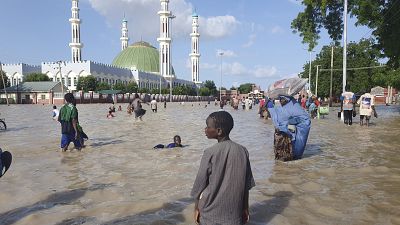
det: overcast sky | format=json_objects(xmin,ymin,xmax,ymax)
[{"xmin": 0, "ymin": 0, "xmax": 371, "ymax": 89}]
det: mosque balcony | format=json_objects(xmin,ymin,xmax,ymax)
[
  {"xmin": 69, "ymin": 43, "xmax": 83, "ymax": 48},
  {"xmin": 189, "ymin": 53, "xmax": 201, "ymax": 57},
  {"xmin": 163, "ymin": 74, "xmax": 176, "ymax": 79},
  {"xmin": 69, "ymin": 18, "xmax": 81, "ymax": 23},
  {"xmin": 157, "ymin": 37, "xmax": 171, "ymax": 42},
  {"xmin": 190, "ymin": 33, "xmax": 200, "ymax": 37},
  {"xmin": 157, "ymin": 10, "xmax": 171, "ymax": 16}
]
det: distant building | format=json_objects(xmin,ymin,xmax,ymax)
[
  {"xmin": 0, "ymin": 82, "xmax": 67, "ymax": 104},
  {"xmin": 1, "ymin": 0, "xmax": 200, "ymax": 92}
]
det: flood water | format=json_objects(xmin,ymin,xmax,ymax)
[{"xmin": 0, "ymin": 103, "xmax": 399, "ymax": 225}]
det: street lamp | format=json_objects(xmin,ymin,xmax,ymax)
[
  {"xmin": 219, "ymin": 52, "xmax": 224, "ymax": 102},
  {"xmin": 305, "ymin": 50, "xmax": 316, "ymax": 95},
  {"xmin": 169, "ymin": 14, "xmax": 176, "ymax": 102},
  {"xmin": 315, "ymin": 65, "xmax": 321, "ymax": 97}
]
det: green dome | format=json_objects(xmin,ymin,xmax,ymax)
[{"xmin": 112, "ymin": 41, "xmax": 160, "ymax": 73}]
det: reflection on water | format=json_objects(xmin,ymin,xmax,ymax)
[{"xmin": 0, "ymin": 103, "xmax": 399, "ymax": 224}]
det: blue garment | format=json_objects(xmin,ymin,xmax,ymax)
[
  {"xmin": 267, "ymin": 97, "xmax": 311, "ymax": 159},
  {"xmin": 61, "ymin": 132, "xmax": 82, "ymax": 149}
]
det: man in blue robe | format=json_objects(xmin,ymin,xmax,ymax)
[{"xmin": 266, "ymin": 96, "xmax": 311, "ymax": 160}]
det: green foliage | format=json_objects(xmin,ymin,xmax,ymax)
[
  {"xmin": 230, "ymin": 86, "xmax": 237, "ymax": 90},
  {"xmin": 199, "ymin": 87, "xmax": 210, "ymax": 96},
  {"xmin": 0, "ymin": 71, "xmax": 10, "ymax": 88},
  {"xmin": 203, "ymin": 80, "xmax": 217, "ymax": 96},
  {"xmin": 77, "ymin": 76, "xmax": 97, "ymax": 92},
  {"xmin": 238, "ymin": 83, "xmax": 254, "ymax": 94},
  {"xmin": 299, "ymin": 39, "xmax": 399, "ymax": 97},
  {"xmin": 113, "ymin": 82, "xmax": 126, "ymax": 93},
  {"xmin": 125, "ymin": 81, "xmax": 138, "ymax": 93},
  {"xmin": 138, "ymin": 88, "xmax": 149, "ymax": 93},
  {"xmin": 172, "ymin": 85, "xmax": 197, "ymax": 96},
  {"xmin": 292, "ymin": 0, "xmax": 400, "ymax": 67},
  {"xmin": 96, "ymin": 82, "xmax": 111, "ymax": 91},
  {"xmin": 24, "ymin": 73, "xmax": 51, "ymax": 82}
]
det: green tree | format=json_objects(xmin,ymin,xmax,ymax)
[
  {"xmin": 204, "ymin": 80, "xmax": 217, "ymax": 96},
  {"xmin": 24, "ymin": 73, "xmax": 51, "ymax": 82},
  {"xmin": 230, "ymin": 86, "xmax": 237, "ymax": 90},
  {"xmin": 138, "ymin": 88, "xmax": 149, "ymax": 93},
  {"xmin": 113, "ymin": 82, "xmax": 126, "ymax": 93},
  {"xmin": 291, "ymin": 0, "xmax": 400, "ymax": 67},
  {"xmin": 238, "ymin": 83, "xmax": 254, "ymax": 94},
  {"xmin": 125, "ymin": 81, "xmax": 138, "ymax": 93},
  {"xmin": 300, "ymin": 39, "xmax": 389, "ymax": 97},
  {"xmin": 0, "ymin": 71, "xmax": 10, "ymax": 88},
  {"xmin": 77, "ymin": 76, "xmax": 97, "ymax": 92},
  {"xmin": 96, "ymin": 82, "xmax": 111, "ymax": 91},
  {"xmin": 199, "ymin": 87, "xmax": 210, "ymax": 96}
]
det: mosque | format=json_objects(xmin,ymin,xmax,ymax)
[{"xmin": 1, "ymin": 0, "xmax": 201, "ymax": 92}]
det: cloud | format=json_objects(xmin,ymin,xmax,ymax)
[
  {"xmin": 288, "ymin": 0, "xmax": 302, "ymax": 5},
  {"xmin": 242, "ymin": 34, "xmax": 256, "ymax": 48},
  {"xmin": 87, "ymin": 0, "xmax": 239, "ymax": 41},
  {"xmin": 271, "ymin": 25, "xmax": 284, "ymax": 34},
  {"xmin": 252, "ymin": 65, "xmax": 278, "ymax": 78},
  {"xmin": 200, "ymin": 15, "xmax": 240, "ymax": 39},
  {"xmin": 220, "ymin": 62, "xmax": 277, "ymax": 78},
  {"xmin": 216, "ymin": 49, "xmax": 237, "ymax": 57}
]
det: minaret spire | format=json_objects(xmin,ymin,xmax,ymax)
[
  {"xmin": 120, "ymin": 15, "xmax": 129, "ymax": 51},
  {"xmin": 157, "ymin": 0, "xmax": 173, "ymax": 78},
  {"xmin": 69, "ymin": 0, "xmax": 83, "ymax": 62},
  {"xmin": 190, "ymin": 10, "xmax": 201, "ymax": 84}
]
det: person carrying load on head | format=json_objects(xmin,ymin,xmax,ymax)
[{"xmin": 265, "ymin": 78, "xmax": 311, "ymax": 161}]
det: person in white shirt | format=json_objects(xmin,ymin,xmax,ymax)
[
  {"xmin": 52, "ymin": 105, "xmax": 59, "ymax": 120},
  {"xmin": 357, "ymin": 93, "xmax": 376, "ymax": 127},
  {"xmin": 150, "ymin": 97, "xmax": 157, "ymax": 113}
]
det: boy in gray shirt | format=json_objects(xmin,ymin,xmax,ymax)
[{"xmin": 191, "ymin": 111, "xmax": 255, "ymax": 225}]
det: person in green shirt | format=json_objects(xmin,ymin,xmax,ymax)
[{"xmin": 58, "ymin": 93, "xmax": 82, "ymax": 151}]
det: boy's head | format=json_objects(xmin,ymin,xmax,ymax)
[
  {"xmin": 53, "ymin": 105, "xmax": 57, "ymax": 109},
  {"xmin": 173, "ymin": 135, "xmax": 181, "ymax": 145},
  {"xmin": 205, "ymin": 111, "xmax": 234, "ymax": 139},
  {"xmin": 64, "ymin": 93, "xmax": 75, "ymax": 104}
]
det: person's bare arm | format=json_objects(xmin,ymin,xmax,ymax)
[
  {"xmin": 243, "ymin": 190, "xmax": 250, "ymax": 223},
  {"xmin": 72, "ymin": 118, "xmax": 79, "ymax": 139},
  {"xmin": 194, "ymin": 198, "xmax": 200, "ymax": 224}
]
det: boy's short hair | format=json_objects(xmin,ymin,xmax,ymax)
[
  {"xmin": 207, "ymin": 111, "xmax": 234, "ymax": 135},
  {"xmin": 64, "ymin": 93, "xmax": 75, "ymax": 103},
  {"xmin": 53, "ymin": 105, "xmax": 57, "ymax": 109}
]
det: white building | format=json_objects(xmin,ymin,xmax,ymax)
[{"xmin": 1, "ymin": 0, "xmax": 200, "ymax": 92}]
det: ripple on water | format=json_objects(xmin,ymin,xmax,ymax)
[{"xmin": 0, "ymin": 103, "xmax": 399, "ymax": 224}]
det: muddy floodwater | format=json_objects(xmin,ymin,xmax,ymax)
[{"xmin": 0, "ymin": 103, "xmax": 399, "ymax": 225}]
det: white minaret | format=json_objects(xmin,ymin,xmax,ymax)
[
  {"xmin": 120, "ymin": 16, "xmax": 129, "ymax": 51},
  {"xmin": 157, "ymin": 0, "xmax": 173, "ymax": 78},
  {"xmin": 190, "ymin": 11, "xmax": 201, "ymax": 84},
  {"xmin": 69, "ymin": 0, "xmax": 83, "ymax": 62}
]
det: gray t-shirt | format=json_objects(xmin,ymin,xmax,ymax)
[{"xmin": 191, "ymin": 140, "xmax": 255, "ymax": 225}]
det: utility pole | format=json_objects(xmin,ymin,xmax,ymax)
[
  {"xmin": 308, "ymin": 51, "xmax": 312, "ymax": 95},
  {"xmin": 169, "ymin": 14, "xmax": 176, "ymax": 102},
  {"xmin": 341, "ymin": 0, "xmax": 348, "ymax": 121},
  {"xmin": 55, "ymin": 61, "xmax": 65, "ymax": 99},
  {"xmin": 329, "ymin": 46, "xmax": 334, "ymax": 107},
  {"xmin": 315, "ymin": 65, "xmax": 321, "ymax": 97},
  {"xmin": 219, "ymin": 52, "xmax": 224, "ymax": 102},
  {"xmin": 0, "ymin": 62, "xmax": 9, "ymax": 106}
]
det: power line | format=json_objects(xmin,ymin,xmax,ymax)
[{"xmin": 319, "ymin": 64, "xmax": 386, "ymax": 72}]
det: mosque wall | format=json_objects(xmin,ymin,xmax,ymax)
[{"xmin": 2, "ymin": 63, "xmax": 41, "ymax": 86}]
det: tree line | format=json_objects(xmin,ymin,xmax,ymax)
[{"xmin": 1, "ymin": 73, "xmax": 258, "ymax": 96}]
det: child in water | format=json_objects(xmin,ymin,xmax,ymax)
[
  {"xmin": 191, "ymin": 111, "xmax": 255, "ymax": 225},
  {"xmin": 153, "ymin": 135, "xmax": 183, "ymax": 149},
  {"xmin": 107, "ymin": 107, "xmax": 115, "ymax": 118}
]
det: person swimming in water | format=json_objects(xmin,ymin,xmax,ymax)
[{"xmin": 153, "ymin": 135, "xmax": 183, "ymax": 149}]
